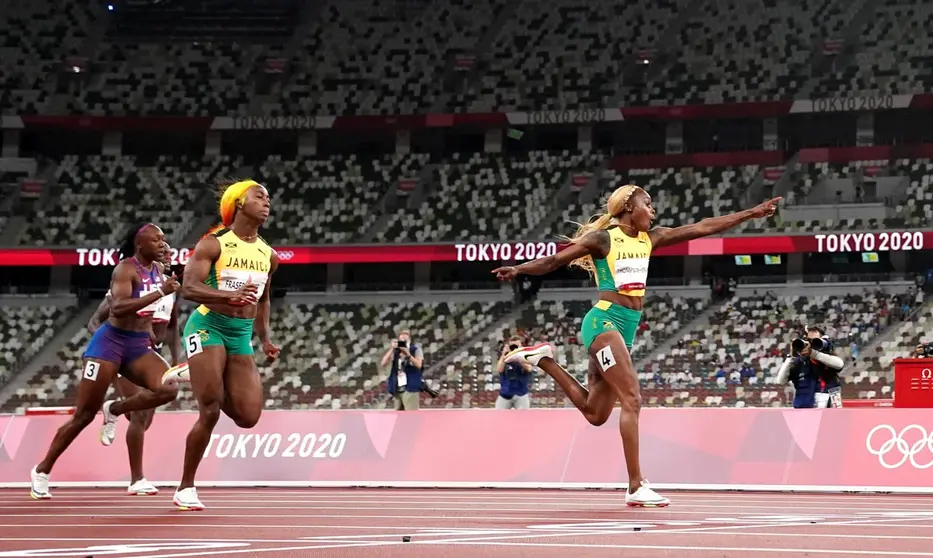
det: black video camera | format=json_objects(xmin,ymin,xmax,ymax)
[
  {"xmin": 396, "ymin": 339, "xmax": 407, "ymax": 349},
  {"xmin": 916, "ymin": 342, "xmax": 933, "ymax": 357}
]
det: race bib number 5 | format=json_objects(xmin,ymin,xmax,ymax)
[{"xmin": 185, "ymin": 333, "xmax": 204, "ymax": 358}]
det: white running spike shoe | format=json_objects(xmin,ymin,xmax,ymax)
[
  {"xmin": 127, "ymin": 478, "xmax": 159, "ymax": 496},
  {"xmin": 173, "ymin": 487, "xmax": 205, "ymax": 511},
  {"xmin": 504, "ymin": 343, "xmax": 554, "ymax": 367},
  {"xmin": 625, "ymin": 480, "xmax": 670, "ymax": 507},
  {"xmin": 99, "ymin": 400, "xmax": 118, "ymax": 446},
  {"xmin": 29, "ymin": 466, "xmax": 51, "ymax": 500},
  {"xmin": 162, "ymin": 362, "xmax": 190, "ymax": 384}
]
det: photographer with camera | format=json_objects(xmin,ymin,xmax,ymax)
[
  {"xmin": 915, "ymin": 342, "xmax": 933, "ymax": 358},
  {"xmin": 495, "ymin": 336, "xmax": 533, "ymax": 409},
  {"xmin": 776, "ymin": 325, "xmax": 846, "ymax": 408},
  {"xmin": 379, "ymin": 330, "xmax": 424, "ymax": 411}
]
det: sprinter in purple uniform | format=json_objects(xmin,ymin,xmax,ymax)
[{"xmin": 29, "ymin": 223, "xmax": 181, "ymax": 500}]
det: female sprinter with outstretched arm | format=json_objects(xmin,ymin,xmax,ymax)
[{"xmin": 493, "ymin": 184, "xmax": 780, "ymax": 507}]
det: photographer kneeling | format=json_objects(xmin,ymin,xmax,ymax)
[
  {"xmin": 380, "ymin": 330, "xmax": 425, "ymax": 411},
  {"xmin": 495, "ymin": 336, "xmax": 533, "ymax": 409},
  {"xmin": 777, "ymin": 325, "xmax": 846, "ymax": 408}
]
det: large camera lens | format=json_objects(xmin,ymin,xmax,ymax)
[
  {"xmin": 791, "ymin": 338, "xmax": 806, "ymax": 354},
  {"xmin": 810, "ymin": 337, "xmax": 824, "ymax": 351},
  {"xmin": 509, "ymin": 344, "xmax": 519, "ymax": 351}
]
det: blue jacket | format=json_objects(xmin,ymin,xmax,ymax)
[{"xmin": 499, "ymin": 362, "xmax": 530, "ymax": 398}]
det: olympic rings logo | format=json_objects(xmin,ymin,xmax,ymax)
[
  {"xmin": 865, "ymin": 424, "xmax": 933, "ymax": 469},
  {"xmin": 276, "ymin": 250, "xmax": 295, "ymax": 261}
]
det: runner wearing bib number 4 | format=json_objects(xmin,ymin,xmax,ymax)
[
  {"xmin": 493, "ymin": 185, "xmax": 781, "ymax": 508},
  {"xmin": 162, "ymin": 179, "xmax": 280, "ymax": 511}
]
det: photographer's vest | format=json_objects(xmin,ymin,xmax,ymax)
[
  {"xmin": 499, "ymin": 362, "xmax": 530, "ymax": 398},
  {"xmin": 389, "ymin": 343, "xmax": 422, "ymax": 395},
  {"xmin": 791, "ymin": 357, "xmax": 819, "ymax": 409}
]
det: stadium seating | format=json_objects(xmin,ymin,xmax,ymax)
[
  {"xmin": 379, "ymin": 150, "xmax": 605, "ymax": 243},
  {"xmin": 857, "ymin": 292, "xmax": 930, "ymax": 400},
  {"xmin": 639, "ymin": 292, "xmax": 897, "ymax": 406},
  {"xmin": 279, "ymin": 0, "xmax": 503, "ymax": 116},
  {"xmin": 542, "ymin": 165, "xmax": 750, "ymax": 240},
  {"xmin": 627, "ymin": 0, "xmax": 860, "ymax": 106},
  {"xmin": 452, "ymin": 0, "xmax": 687, "ymax": 112},
  {"xmin": 69, "ymin": 42, "xmax": 267, "ymax": 116},
  {"xmin": 257, "ymin": 153, "xmax": 430, "ymax": 244},
  {"xmin": 20, "ymin": 155, "xmax": 240, "ymax": 247},
  {"xmin": 808, "ymin": 0, "xmax": 933, "ymax": 98},
  {"xmin": 0, "ymin": 304, "xmax": 78, "ymax": 391},
  {"xmin": 0, "ymin": 0, "xmax": 96, "ymax": 114}
]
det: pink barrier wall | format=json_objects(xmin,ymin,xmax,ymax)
[{"xmin": 1, "ymin": 409, "xmax": 931, "ymax": 491}]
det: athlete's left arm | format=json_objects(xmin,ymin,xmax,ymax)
[
  {"xmin": 648, "ymin": 197, "xmax": 782, "ymax": 250},
  {"xmin": 87, "ymin": 296, "xmax": 111, "ymax": 333},
  {"xmin": 254, "ymin": 251, "xmax": 279, "ymax": 348}
]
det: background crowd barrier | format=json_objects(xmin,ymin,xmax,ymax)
[{"xmin": 1, "ymin": 408, "xmax": 932, "ymax": 493}]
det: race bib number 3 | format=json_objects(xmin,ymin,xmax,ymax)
[
  {"xmin": 186, "ymin": 333, "xmax": 204, "ymax": 358},
  {"xmin": 83, "ymin": 361, "xmax": 100, "ymax": 381}
]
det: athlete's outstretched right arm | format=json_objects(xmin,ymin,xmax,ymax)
[
  {"xmin": 181, "ymin": 236, "xmax": 258, "ymax": 304},
  {"xmin": 492, "ymin": 231, "xmax": 609, "ymax": 279}
]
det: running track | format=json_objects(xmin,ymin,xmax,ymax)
[{"xmin": 1, "ymin": 488, "xmax": 933, "ymax": 557}]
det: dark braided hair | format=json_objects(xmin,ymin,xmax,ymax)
[{"xmin": 119, "ymin": 222, "xmax": 154, "ymax": 261}]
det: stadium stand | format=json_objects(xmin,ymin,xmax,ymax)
[
  {"xmin": 638, "ymin": 291, "xmax": 904, "ymax": 407},
  {"xmin": 0, "ymin": 0, "xmax": 97, "ymax": 114},
  {"xmin": 279, "ymin": 0, "xmax": 504, "ymax": 116},
  {"xmin": 628, "ymin": 0, "xmax": 863, "ymax": 106},
  {"xmin": 257, "ymin": 153, "xmax": 430, "ymax": 244},
  {"xmin": 452, "ymin": 0, "xmax": 688, "ymax": 112},
  {"xmin": 0, "ymin": 304, "xmax": 79, "ymax": 391},
  {"xmin": 19, "ymin": 155, "xmax": 240, "ymax": 247},
  {"xmin": 378, "ymin": 150, "xmax": 604, "ymax": 243}
]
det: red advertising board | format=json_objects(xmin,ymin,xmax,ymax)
[
  {"xmin": 894, "ymin": 358, "xmax": 933, "ymax": 408},
  {"xmin": 1, "ymin": 408, "xmax": 932, "ymax": 493},
  {"xmin": 0, "ymin": 230, "xmax": 928, "ymax": 266}
]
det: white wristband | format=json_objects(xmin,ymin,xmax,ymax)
[{"xmin": 157, "ymin": 286, "xmax": 166, "ymax": 297}]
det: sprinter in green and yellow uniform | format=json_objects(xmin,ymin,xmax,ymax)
[
  {"xmin": 165, "ymin": 179, "xmax": 280, "ymax": 511},
  {"xmin": 493, "ymin": 184, "xmax": 781, "ymax": 508}
]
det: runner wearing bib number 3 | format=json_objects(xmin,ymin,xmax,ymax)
[
  {"xmin": 493, "ymin": 185, "xmax": 781, "ymax": 507},
  {"xmin": 161, "ymin": 179, "xmax": 280, "ymax": 511},
  {"xmin": 30, "ymin": 223, "xmax": 180, "ymax": 500},
  {"xmin": 86, "ymin": 241, "xmax": 182, "ymax": 496}
]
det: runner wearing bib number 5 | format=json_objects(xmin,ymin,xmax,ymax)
[
  {"xmin": 493, "ymin": 185, "xmax": 781, "ymax": 507},
  {"xmin": 163, "ymin": 179, "xmax": 280, "ymax": 511}
]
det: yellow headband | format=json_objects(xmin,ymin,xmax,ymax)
[{"xmin": 220, "ymin": 180, "xmax": 260, "ymax": 226}]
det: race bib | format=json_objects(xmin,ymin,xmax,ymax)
[
  {"xmin": 136, "ymin": 283, "xmax": 162, "ymax": 316},
  {"xmin": 614, "ymin": 257, "xmax": 650, "ymax": 291},
  {"xmin": 397, "ymin": 371, "xmax": 407, "ymax": 388}
]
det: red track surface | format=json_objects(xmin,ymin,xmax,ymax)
[{"xmin": 2, "ymin": 488, "xmax": 933, "ymax": 557}]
